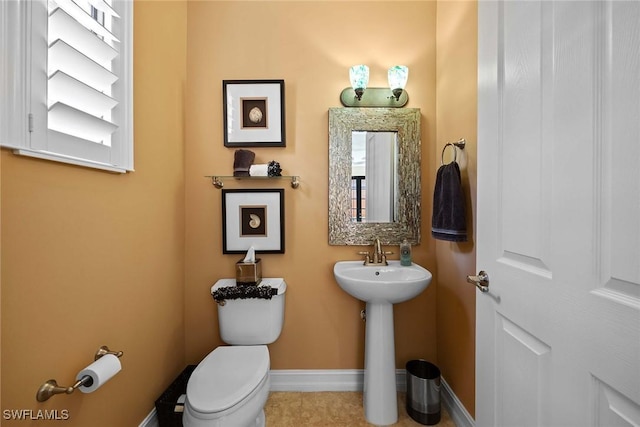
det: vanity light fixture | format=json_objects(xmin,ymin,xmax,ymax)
[
  {"xmin": 349, "ymin": 65, "xmax": 369, "ymax": 101},
  {"xmin": 340, "ymin": 65, "xmax": 409, "ymax": 108},
  {"xmin": 388, "ymin": 65, "xmax": 409, "ymax": 101}
]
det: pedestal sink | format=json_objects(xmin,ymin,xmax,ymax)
[{"xmin": 333, "ymin": 260, "xmax": 432, "ymax": 426}]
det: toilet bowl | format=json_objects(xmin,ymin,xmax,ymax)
[{"xmin": 183, "ymin": 346, "xmax": 270, "ymax": 427}]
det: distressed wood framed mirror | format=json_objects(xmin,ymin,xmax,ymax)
[{"xmin": 328, "ymin": 108, "xmax": 421, "ymax": 245}]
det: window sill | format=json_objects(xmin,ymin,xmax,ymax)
[{"xmin": 12, "ymin": 148, "xmax": 131, "ymax": 174}]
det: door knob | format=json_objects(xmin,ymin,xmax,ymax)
[{"xmin": 467, "ymin": 271, "xmax": 489, "ymax": 293}]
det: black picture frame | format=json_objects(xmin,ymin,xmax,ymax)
[
  {"xmin": 222, "ymin": 80, "xmax": 286, "ymax": 147},
  {"xmin": 221, "ymin": 189, "xmax": 285, "ymax": 254}
]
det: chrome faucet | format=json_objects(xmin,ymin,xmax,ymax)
[{"xmin": 358, "ymin": 238, "xmax": 393, "ymax": 266}]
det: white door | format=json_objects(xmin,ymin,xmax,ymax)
[{"xmin": 476, "ymin": 1, "xmax": 640, "ymax": 426}]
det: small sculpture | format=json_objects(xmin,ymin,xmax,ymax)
[{"xmin": 267, "ymin": 161, "xmax": 282, "ymax": 177}]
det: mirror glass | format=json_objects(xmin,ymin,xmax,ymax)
[
  {"xmin": 351, "ymin": 131, "xmax": 398, "ymax": 223},
  {"xmin": 329, "ymin": 108, "xmax": 421, "ymax": 245}
]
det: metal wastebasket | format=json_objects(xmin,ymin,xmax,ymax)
[{"xmin": 406, "ymin": 360, "xmax": 441, "ymax": 425}]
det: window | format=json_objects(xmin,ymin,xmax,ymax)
[
  {"xmin": 0, "ymin": 0, "xmax": 133, "ymax": 173},
  {"xmin": 351, "ymin": 176, "xmax": 366, "ymax": 222}
]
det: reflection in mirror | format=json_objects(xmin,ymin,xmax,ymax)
[
  {"xmin": 329, "ymin": 108, "xmax": 421, "ymax": 246},
  {"xmin": 351, "ymin": 131, "xmax": 398, "ymax": 223}
]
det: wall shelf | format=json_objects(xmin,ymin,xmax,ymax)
[{"xmin": 206, "ymin": 175, "xmax": 300, "ymax": 189}]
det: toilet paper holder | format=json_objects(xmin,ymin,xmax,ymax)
[{"xmin": 36, "ymin": 345, "xmax": 123, "ymax": 402}]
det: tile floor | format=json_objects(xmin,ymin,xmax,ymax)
[{"xmin": 264, "ymin": 392, "xmax": 456, "ymax": 427}]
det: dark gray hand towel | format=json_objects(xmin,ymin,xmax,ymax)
[
  {"xmin": 432, "ymin": 162, "xmax": 467, "ymax": 242},
  {"xmin": 233, "ymin": 149, "xmax": 255, "ymax": 177}
]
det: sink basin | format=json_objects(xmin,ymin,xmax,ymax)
[
  {"xmin": 333, "ymin": 259, "xmax": 433, "ymax": 425},
  {"xmin": 334, "ymin": 260, "xmax": 432, "ymax": 304}
]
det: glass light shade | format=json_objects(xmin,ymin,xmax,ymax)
[
  {"xmin": 349, "ymin": 65, "xmax": 369, "ymax": 90},
  {"xmin": 388, "ymin": 65, "xmax": 409, "ymax": 90}
]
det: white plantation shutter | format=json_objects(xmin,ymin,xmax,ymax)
[
  {"xmin": 0, "ymin": 0, "xmax": 133, "ymax": 173},
  {"xmin": 47, "ymin": 0, "xmax": 119, "ymax": 144}
]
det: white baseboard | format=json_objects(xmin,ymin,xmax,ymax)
[
  {"xmin": 138, "ymin": 408, "xmax": 159, "ymax": 427},
  {"xmin": 441, "ymin": 377, "xmax": 475, "ymax": 427},
  {"xmin": 140, "ymin": 369, "xmax": 474, "ymax": 427},
  {"xmin": 269, "ymin": 368, "xmax": 408, "ymax": 392},
  {"xmin": 269, "ymin": 368, "xmax": 364, "ymax": 391},
  {"xmin": 269, "ymin": 368, "xmax": 409, "ymax": 392}
]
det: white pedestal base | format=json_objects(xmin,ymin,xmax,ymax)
[{"xmin": 363, "ymin": 301, "xmax": 398, "ymax": 426}]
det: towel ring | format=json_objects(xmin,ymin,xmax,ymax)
[{"xmin": 441, "ymin": 138, "xmax": 466, "ymax": 165}]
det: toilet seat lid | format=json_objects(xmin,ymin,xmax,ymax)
[{"xmin": 187, "ymin": 345, "xmax": 269, "ymax": 414}]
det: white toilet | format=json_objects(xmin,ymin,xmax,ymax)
[{"xmin": 183, "ymin": 278, "xmax": 287, "ymax": 427}]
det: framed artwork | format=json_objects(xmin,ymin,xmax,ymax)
[
  {"xmin": 221, "ymin": 189, "xmax": 285, "ymax": 254},
  {"xmin": 222, "ymin": 80, "xmax": 286, "ymax": 147}
]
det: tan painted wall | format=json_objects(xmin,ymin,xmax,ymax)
[
  {"xmin": 435, "ymin": 0, "xmax": 478, "ymax": 417},
  {"xmin": 0, "ymin": 1, "xmax": 187, "ymax": 425},
  {"xmin": 184, "ymin": 1, "xmax": 439, "ymax": 370}
]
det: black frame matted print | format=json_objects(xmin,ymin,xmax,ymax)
[
  {"xmin": 222, "ymin": 80, "xmax": 286, "ymax": 147},
  {"xmin": 221, "ymin": 189, "xmax": 285, "ymax": 254}
]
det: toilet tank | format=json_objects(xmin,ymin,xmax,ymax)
[{"xmin": 212, "ymin": 278, "xmax": 287, "ymax": 345}]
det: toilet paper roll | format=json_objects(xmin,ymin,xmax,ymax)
[
  {"xmin": 249, "ymin": 164, "xmax": 269, "ymax": 177},
  {"xmin": 76, "ymin": 354, "xmax": 122, "ymax": 393}
]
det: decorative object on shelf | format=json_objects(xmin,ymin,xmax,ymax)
[
  {"xmin": 222, "ymin": 80, "xmax": 286, "ymax": 147},
  {"xmin": 267, "ymin": 160, "xmax": 282, "ymax": 177},
  {"xmin": 222, "ymin": 189, "xmax": 285, "ymax": 254},
  {"xmin": 340, "ymin": 65, "xmax": 409, "ymax": 107},
  {"xmin": 249, "ymin": 164, "xmax": 269, "ymax": 177},
  {"xmin": 233, "ymin": 149, "xmax": 256, "ymax": 177}
]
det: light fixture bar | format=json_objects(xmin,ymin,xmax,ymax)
[{"xmin": 339, "ymin": 87, "xmax": 409, "ymax": 108}]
